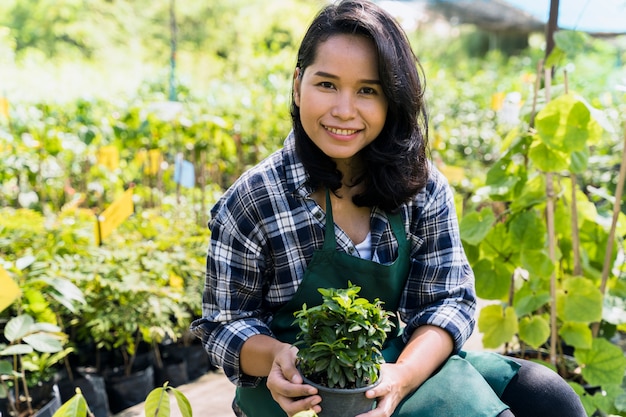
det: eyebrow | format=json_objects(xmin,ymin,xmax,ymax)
[{"xmin": 312, "ymin": 71, "xmax": 381, "ymax": 85}]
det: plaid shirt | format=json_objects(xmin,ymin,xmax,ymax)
[{"xmin": 190, "ymin": 132, "xmax": 476, "ymax": 387}]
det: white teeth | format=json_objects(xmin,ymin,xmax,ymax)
[{"xmin": 326, "ymin": 127, "xmax": 357, "ymax": 135}]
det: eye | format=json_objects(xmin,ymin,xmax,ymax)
[
  {"xmin": 317, "ymin": 81, "xmax": 335, "ymax": 89},
  {"xmin": 359, "ymin": 86, "xmax": 378, "ymax": 95}
]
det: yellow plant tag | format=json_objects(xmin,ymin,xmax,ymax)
[{"xmin": 0, "ymin": 264, "xmax": 21, "ymax": 312}]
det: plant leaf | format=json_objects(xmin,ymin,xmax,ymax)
[
  {"xmin": 575, "ymin": 338, "xmax": 626, "ymax": 386},
  {"xmin": 518, "ymin": 315, "xmax": 550, "ymax": 349},
  {"xmin": 559, "ymin": 322, "xmax": 592, "ymax": 349},
  {"xmin": 477, "ymin": 304, "xmax": 518, "ymax": 348},
  {"xmin": 473, "ymin": 259, "xmax": 510, "ymax": 300},
  {"xmin": 23, "ymin": 333, "xmax": 64, "ymax": 353},
  {"xmin": 172, "ymin": 387, "xmax": 193, "ymax": 417},
  {"xmin": 52, "ymin": 390, "xmax": 88, "ymax": 417},
  {"xmin": 460, "ymin": 208, "xmax": 495, "ymax": 246},
  {"xmin": 144, "ymin": 386, "xmax": 171, "ymax": 417},
  {"xmin": 556, "ymin": 277, "xmax": 603, "ymax": 323},
  {"xmin": 0, "ymin": 343, "xmax": 33, "ymax": 356},
  {"xmin": 4, "ymin": 314, "xmax": 35, "ymax": 342}
]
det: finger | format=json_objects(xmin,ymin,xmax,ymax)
[{"xmin": 281, "ymin": 395, "xmax": 322, "ymax": 417}]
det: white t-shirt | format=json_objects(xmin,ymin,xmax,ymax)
[{"xmin": 355, "ymin": 232, "xmax": 372, "ymax": 260}]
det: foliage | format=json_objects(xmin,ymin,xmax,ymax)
[
  {"xmin": 144, "ymin": 382, "xmax": 192, "ymax": 417},
  {"xmin": 0, "ymin": 314, "xmax": 69, "ymax": 416},
  {"xmin": 293, "ymin": 284, "xmax": 393, "ymax": 389},
  {"xmin": 459, "ymin": 31, "xmax": 626, "ymax": 416},
  {"xmin": 51, "ymin": 389, "xmax": 90, "ymax": 417}
]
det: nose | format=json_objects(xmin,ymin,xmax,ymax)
[{"xmin": 331, "ymin": 91, "xmax": 356, "ymax": 120}]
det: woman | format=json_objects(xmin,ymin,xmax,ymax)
[{"xmin": 190, "ymin": 1, "xmax": 585, "ymax": 416}]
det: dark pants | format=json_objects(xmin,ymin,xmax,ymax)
[{"xmin": 497, "ymin": 358, "xmax": 587, "ymax": 417}]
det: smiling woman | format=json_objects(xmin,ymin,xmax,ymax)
[
  {"xmin": 189, "ymin": 1, "xmax": 586, "ymax": 416},
  {"xmin": 293, "ymin": 34, "xmax": 388, "ymax": 165}
]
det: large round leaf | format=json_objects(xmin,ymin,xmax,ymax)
[
  {"xmin": 575, "ymin": 338, "xmax": 626, "ymax": 386},
  {"xmin": 518, "ymin": 314, "xmax": 550, "ymax": 349},
  {"xmin": 460, "ymin": 208, "xmax": 495, "ymax": 246},
  {"xmin": 556, "ymin": 277, "xmax": 602, "ymax": 323},
  {"xmin": 478, "ymin": 304, "xmax": 518, "ymax": 349},
  {"xmin": 473, "ymin": 258, "xmax": 511, "ymax": 300}
]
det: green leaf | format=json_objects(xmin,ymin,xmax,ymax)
[
  {"xmin": 4, "ymin": 314, "xmax": 35, "ymax": 342},
  {"xmin": 23, "ymin": 333, "xmax": 64, "ymax": 353},
  {"xmin": 518, "ymin": 315, "xmax": 550, "ymax": 349},
  {"xmin": 0, "ymin": 359, "xmax": 12, "ymax": 374},
  {"xmin": 558, "ymin": 322, "xmax": 592, "ymax": 349},
  {"xmin": 574, "ymin": 338, "xmax": 626, "ymax": 386},
  {"xmin": 553, "ymin": 31, "xmax": 590, "ymax": 58},
  {"xmin": 0, "ymin": 344, "xmax": 33, "ymax": 356},
  {"xmin": 509, "ymin": 211, "xmax": 545, "ymax": 250},
  {"xmin": 473, "ymin": 259, "xmax": 511, "ymax": 300},
  {"xmin": 477, "ymin": 304, "xmax": 518, "ymax": 348},
  {"xmin": 545, "ymin": 46, "xmax": 566, "ymax": 68},
  {"xmin": 144, "ymin": 385, "xmax": 171, "ymax": 417},
  {"xmin": 520, "ymin": 249, "xmax": 554, "ymax": 279},
  {"xmin": 535, "ymin": 95, "xmax": 594, "ymax": 153},
  {"xmin": 556, "ymin": 277, "xmax": 603, "ymax": 323},
  {"xmin": 171, "ymin": 388, "xmax": 193, "ymax": 417},
  {"xmin": 569, "ymin": 148, "xmax": 588, "ymax": 174},
  {"xmin": 519, "ymin": 315, "xmax": 550, "ymax": 349},
  {"xmin": 513, "ymin": 280, "xmax": 551, "ymax": 317},
  {"xmin": 509, "ymin": 175, "xmax": 546, "ymax": 213},
  {"xmin": 484, "ymin": 161, "xmax": 521, "ymax": 198},
  {"xmin": 460, "ymin": 208, "xmax": 495, "ymax": 246},
  {"xmin": 52, "ymin": 390, "xmax": 88, "ymax": 417},
  {"xmin": 529, "ymin": 141, "xmax": 569, "ymax": 172}
]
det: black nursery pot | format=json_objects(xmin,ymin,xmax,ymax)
[
  {"xmin": 57, "ymin": 368, "xmax": 110, "ymax": 417},
  {"xmin": 302, "ymin": 376, "xmax": 380, "ymax": 417},
  {"xmin": 104, "ymin": 365, "xmax": 155, "ymax": 414}
]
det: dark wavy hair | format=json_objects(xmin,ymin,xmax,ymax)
[{"xmin": 291, "ymin": 0, "xmax": 429, "ymax": 212}]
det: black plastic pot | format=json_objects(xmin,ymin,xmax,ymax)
[
  {"xmin": 104, "ymin": 365, "xmax": 155, "ymax": 414},
  {"xmin": 32, "ymin": 385, "xmax": 61, "ymax": 417},
  {"xmin": 57, "ymin": 368, "xmax": 110, "ymax": 417},
  {"xmin": 302, "ymin": 376, "xmax": 379, "ymax": 417},
  {"xmin": 154, "ymin": 358, "xmax": 189, "ymax": 388}
]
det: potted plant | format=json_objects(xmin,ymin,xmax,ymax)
[
  {"xmin": 0, "ymin": 210, "xmax": 87, "ymax": 417},
  {"xmin": 292, "ymin": 283, "xmax": 393, "ymax": 417}
]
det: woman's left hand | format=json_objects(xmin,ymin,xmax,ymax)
[{"xmin": 355, "ymin": 362, "xmax": 416, "ymax": 417}]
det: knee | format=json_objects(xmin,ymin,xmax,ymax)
[{"xmin": 503, "ymin": 358, "xmax": 586, "ymax": 417}]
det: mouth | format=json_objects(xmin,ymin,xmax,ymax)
[{"xmin": 324, "ymin": 125, "xmax": 360, "ymax": 136}]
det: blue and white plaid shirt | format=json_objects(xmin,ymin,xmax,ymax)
[{"xmin": 190, "ymin": 132, "xmax": 476, "ymax": 387}]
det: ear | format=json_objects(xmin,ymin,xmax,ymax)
[{"xmin": 293, "ymin": 68, "xmax": 302, "ymax": 107}]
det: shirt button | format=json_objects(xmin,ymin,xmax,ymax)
[
  {"xmin": 349, "ymin": 247, "xmax": 355, "ymax": 254},
  {"xmin": 314, "ymin": 212, "xmax": 322, "ymax": 219}
]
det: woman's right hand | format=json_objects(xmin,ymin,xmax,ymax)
[{"xmin": 266, "ymin": 345, "xmax": 321, "ymax": 417}]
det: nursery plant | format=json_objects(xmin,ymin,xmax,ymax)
[
  {"xmin": 292, "ymin": 284, "xmax": 393, "ymax": 417},
  {"xmin": 294, "ymin": 282, "xmax": 393, "ymax": 417},
  {"xmin": 0, "ymin": 265, "xmax": 73, "ymax": 417},
  {"xmin": 293, "ymin": 284, "xmax": 393, "ymax": 390},
  {"xmin": 459, "ymin": 31, "xmax": 626, "ymax": 416}
]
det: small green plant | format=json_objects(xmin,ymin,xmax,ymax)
[
  {"xmin": 52, "ymin": 389, "xmax": 91, "ymax": 417},
  {"xmin": 293, "ymin": 284, "xmax": 393, "ymax": 389},
  {"xmin": 144, "ymin": 382, "xmax": 192, "ymax": 417}
]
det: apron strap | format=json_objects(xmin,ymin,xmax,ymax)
[
  {"xmin": 322, "ymin": 188, "xmax": 408, "ymax": 253},
  {"xmin": 323, "ymin": 189, "xmax": 336, "ymax": 250}
]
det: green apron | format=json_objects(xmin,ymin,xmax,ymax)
[{"xmin": 235, "ymin": 192, "xmax": 518, "ymax": 417}]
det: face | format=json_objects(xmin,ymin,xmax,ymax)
[{"xmin": 293, "ymin": 34, "xmax": 388, "ymax": 168}]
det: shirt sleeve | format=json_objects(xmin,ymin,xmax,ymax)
[
  {"xmin": 189, "ymin": 183, "xmax": 273, "ymax": 387},
  {"xmin": 399, "ymin": 167, "xmax": 476, "ymax": 352}
]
